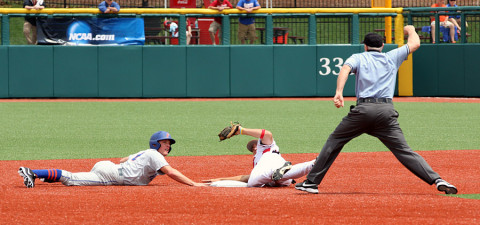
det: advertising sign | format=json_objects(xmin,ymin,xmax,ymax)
[
  {"xmin": 37, "ymin": 17, "xmax": 145, "ymax": 45},
  {"xmin": 170, "ymin": 0, "xmax": 196, "ymax": 8}
]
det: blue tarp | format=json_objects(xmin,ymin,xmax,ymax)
[
  {"xmin": 37, "ymin": 17, "xmax": 145, "ymax": 45},
  {"xmin": 421, "ymin": 25, "xmax": 458, "ymax": 42}
]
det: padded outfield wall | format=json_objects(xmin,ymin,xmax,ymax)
[
  {"xmin": 0, "ymin": 45, "xmax": 379, "ymax": 98},
  {"xmin": 0, "ymin": 44, "xmax": 479, "ymax": 98},
  {"xmin": 412, "ymin": 44, "xmax": 480, "ymax": 97}
]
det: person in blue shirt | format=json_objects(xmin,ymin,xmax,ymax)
[
  {"xmin": 99, "ymin": 0, "xmax": 120, "ymax": 13},
  {"xmin": 295, "ymin": 26, "xmax": 458, "ymax": 195},
  {"xmin": 447, "ymin": 0, "xmax": 467, "ymax": 34},
  {"xmin": 236, "ymin": 0, "xmax": 261, "ymax": 44}
]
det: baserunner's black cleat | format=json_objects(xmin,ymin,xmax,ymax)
[{"xmin": 18, "ymin": 167, "xmax": 36, "ymax": 188}]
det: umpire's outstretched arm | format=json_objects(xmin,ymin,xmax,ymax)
[{"xmin": 404, "ymin": 25, "xmax": 421, "ymax": 53}]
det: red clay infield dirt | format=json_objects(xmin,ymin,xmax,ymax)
[{"xmin": 2, "ymin": 150, "xmax": 480, "ymax": 224}]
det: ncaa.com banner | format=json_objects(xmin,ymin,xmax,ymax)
[{"xmin": 37, "ymin": 17, "xmax": 145, "ymax": 45}]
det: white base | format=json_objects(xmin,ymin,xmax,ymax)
[{"xmin": 209, "ymin": 180, "xmax": 248, "ymax": 187}]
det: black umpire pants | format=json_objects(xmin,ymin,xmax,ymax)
[{"xmin": 307, "ymin": 101, "xmax": 441, "ymax": 185}]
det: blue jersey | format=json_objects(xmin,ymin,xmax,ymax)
[
  {"xmin": 344, "ymin": 45, "xmax": 410, "ymax": 99},
  {"xmin": 98, "ymin": 1, "xmax": 120, "ymax": 13},
  {"xmin": 237, "ymin": 0, "xmax": 260, "ymax": 25},
  {"xmin": 446, "ymin": 3, "xmax": 461, "ymax": 19}
]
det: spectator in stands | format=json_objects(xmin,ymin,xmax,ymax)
[
  {"xmin": 164, "ymin": 20, "xmax": 178, "ymax": 36},
  {"xmin": 430, "ymin": 0, "xmax": 456, "ymax": 43},
  {"xmin": 236, "ymin": 0, "xmax": 261, "ymax": 44},
  {"xmin": 447, "ymin": 0, "xmax": 467, "ymax": 34},
  {"xmin": 164, "ymin": 19, "xmax": 192, "ymax": 45},
  {"xmin": 23, "ymin": 0, "xmax": 45, "ymax": 45},
  {"xmin": 98, "ymin": 0, "xmax": 120, "ymax": 13},
  {"xmin": 208, "ymin": 0, "xmax": 233, "ymax": 45},
  {"xmin": 186, "ymin": 19, "xmax": 192, "ymax": 45}
]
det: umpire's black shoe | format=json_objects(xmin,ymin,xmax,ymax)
[
  {"xmin": 295, "ymin": 180, "xmax": 319, "ymax": 194},
  {"xmin": 435, "ymin": 179, "xmax": 458, "ymax": 194},
  {"xmin": 272, "ymin": 161, "xmax": 293, "ymax": 181},
  {"xmin": 18, "ymin": 167, "xmax": 36, "ymax": 188}
]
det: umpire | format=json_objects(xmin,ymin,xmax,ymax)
[{"xmin": 295, "ymin": 25, "xmax": 457, "ymax": 194}]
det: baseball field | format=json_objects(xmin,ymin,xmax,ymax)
[{"xmin": 1, "ymin": 97, "xmax": 479, "ymax": 224}]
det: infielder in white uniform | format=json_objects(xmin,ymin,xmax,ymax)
[
  {"xmin": 18, "ymin": 131, "xmax": 207, "ymax": 188},
  {"xmin": 205, "ymin": 125, "xmax": 315, "ymax": 187}
]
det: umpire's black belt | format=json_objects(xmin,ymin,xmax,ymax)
[{"xmin": 357, "ymin": 98, "xmax": 393, "ymax": 104}]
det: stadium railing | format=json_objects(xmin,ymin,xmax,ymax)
[
  {"xmin": 0, "ymin": 8, "xmax": 405, "ymax": 45},
  {"xmin": 2, "ymin": 7, "xmax": 479, "ymax": 45},
  {"xmin": 2, "ymin": 0, "xmax": 480, "ymax": 9},
  {"xmin": 403, "ymin": 6, "xmax": 480, "ymax": 44}
]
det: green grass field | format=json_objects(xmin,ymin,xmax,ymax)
[
  {"xmin": 8, "ymin": 17, "xmax": 29, "ymax": 45},
  {"xmin": 454, "ymin": 194, "xmax": 480, "ymax": 199},
  {"xmin": 1, "ymin": 100, "xmax": 479, "ymax": 161}
]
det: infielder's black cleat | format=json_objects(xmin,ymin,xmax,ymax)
[
  {"xmin": 18, "ymin": 167, "xmax": 36, "ymax": 188},
  {"xmin": 272, "ymin": 161, "xmax": 292, "ymax": 181},
  {"xmin": 295, "ymin": 180, "xmax": 319, "ymax": 194},
  {"xmin": 436, "ymin": 179, "xmax": 458, "ymax": 194}
]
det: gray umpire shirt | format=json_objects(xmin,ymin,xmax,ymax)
[{"xmin": 344, "ymin": 45, "xmax": 410, "ymax": 99}]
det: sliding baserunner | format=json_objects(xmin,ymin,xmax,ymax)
[{"xmin": 18, "ymin": 131, "xmax": 208, "ymax": 188}]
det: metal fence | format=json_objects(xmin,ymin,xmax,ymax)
[
  {"xmin": 2, "ymin": 7, "xmax": 480, "ymax": 45},
  {"xmin": 404, "ymin": 7, "xmax": 480, "ymax": 44},
  {"xmin": 2, "ymin": 12, "xmax": 398, "ymax": 45},
  {"xmin": 2, "ymin": 14, "xmax": 479, "ymax": 45},
  {"xmin": 1, "ymin": 0, "xmax": 479, "ymax": 9}
]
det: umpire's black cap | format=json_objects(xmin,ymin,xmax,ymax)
[{"xmin": 362, "ymin": 32, "xmax": 384, "ymax": 47}]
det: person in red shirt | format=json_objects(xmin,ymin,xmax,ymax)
[
  {"xmin": 431, "ymin": 0, "xmax": 456, "ymax": 43},
  {"xmin": 208, "ymin": 0, "xmax": 233, "ymax": 45},
  {"xmin": 186, "ymin": 19, "xmax": 192, "ymax": 45}
]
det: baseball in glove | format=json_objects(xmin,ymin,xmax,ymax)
[{"xmin": 218, "ymin": 121, "xmax": 241, "ymax": 141}]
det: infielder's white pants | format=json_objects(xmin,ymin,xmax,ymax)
[
  {"xmin": 247, "ymin": 152, "xmax": 315, "ymax": 187},
  {"xmin": 60, "ymin": 161, "xmax": 124, "ymax": 186}
]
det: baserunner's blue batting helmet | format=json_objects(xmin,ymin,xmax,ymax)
[{"xmin": 149, "ymin": 131, "xmax": 176, "ymax": 152}]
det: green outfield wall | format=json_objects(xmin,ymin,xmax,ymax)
[
  {"xmin": 0, "ymin": 44, "xmax": 478, "ymax": 98},
  {"xmin": 413, "ymin": 44, "xmax": 480, "ymax": 97}
]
